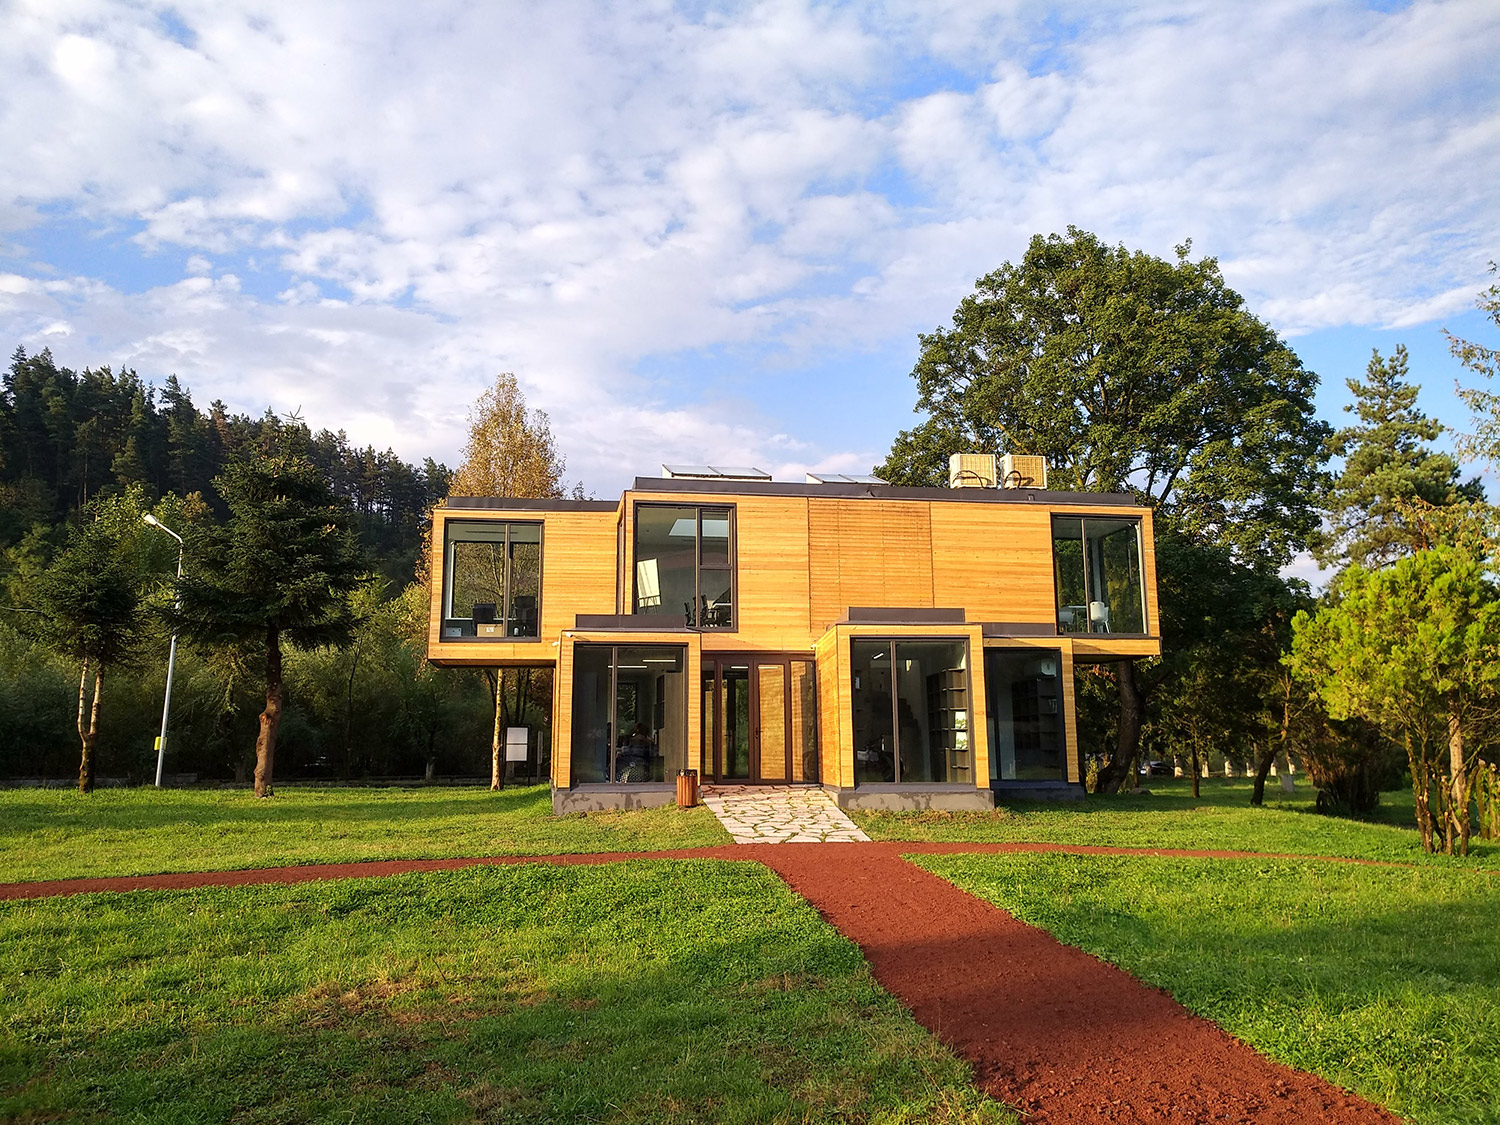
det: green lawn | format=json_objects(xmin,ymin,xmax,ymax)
[
  {"xmin": 855, "ymin": 776, "xmax": 1500, "ymax": 864},
  {"xmin": 0, "ymin": 860, "xmax": 1012, "ymax": 1124},
  {"xmin": 917, "ymin": 851, "xmax": 1500, "ymax": 1125},
  {"xmin": 0, "ymin": 785, "xmax": 731, "ymax": 884}
]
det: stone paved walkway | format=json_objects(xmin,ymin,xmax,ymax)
[{"xmin": 699, "ymin": 784, "xmax": 870, "ymax": 843}]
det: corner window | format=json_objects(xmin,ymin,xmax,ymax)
[
  {"xmin": 1053, "ymin": 516, "xmax": 1145, "ymax": 635},
  {"xmin": 986, "ymin": 649, "xmax": 1065, "ymax": 780},
  {"xmin": 441, "ymin": 520, "xmax": 542, "ymax": 640},
  {"xmin": 851, "ymin": 639, "xmax": 971, "ymax": 785},
  {"xmin": 571, "ymin": 645, "xmax": 687, "ymax": 784},
  {"xmin": 632, "ymin": 505, "xmax": 735, "ymax": 629}
]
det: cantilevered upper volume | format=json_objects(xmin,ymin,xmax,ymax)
[{"xmin": 428, "ymin": 455, "xmax": 1159, "ymax": 813}]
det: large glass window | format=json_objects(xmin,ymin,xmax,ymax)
[
  {"xmin": 633, "ymin": 505, "xmax": 734, "ymax": 628},
  {"xmin": 852, "ymin": 639, "xmax": 970, "ymax": 784},
  {"xmin": 1053, "ymin": 516, "xmax": 1145, "ymax": 635},
  {"xmin": 570, "ymin": 645, "xmax": 687, "ymax": 784},
  {"xmin": 986, "ymin": 649, "xmax": 1065, "ymax": 780},
  {"xmin": 441, "ymin": 521, "xmax": 543, "ymax": 640}
]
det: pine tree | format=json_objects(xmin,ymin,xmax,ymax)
[
  {"xmin": 33, "ymin": 497, "xmax": 148, "ymax": 792},
  {"xmin": 173, "ymin": 436, "xmax": 367, "ymax": 797},
  {"xmin": 1314, "ymin": 345, "xmax": 1483, "ymax": 570}
]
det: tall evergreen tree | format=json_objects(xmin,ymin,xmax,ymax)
[
  {"xmin": 173, "ymin": 437, "xmax": 367, "ymax": 797},
  {"xmin": 33, "ymin": 496, "xmax": 148, "ymax": 792},
  {"xmin": 1450, "ymin": 265, "xmax": 1500, "ymax": 469},
  {"xmin": 1314, "ymin": 345, "xmax": 1481, "ymax": 570}
]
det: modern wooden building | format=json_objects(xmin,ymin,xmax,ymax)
[{"xmin": 426, "ymin": 458, "xmax": 1159, "ymax": 812}]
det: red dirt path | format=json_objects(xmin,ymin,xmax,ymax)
[{"xmin": 1, "ymin": 842, "xmax": 1404, "ymax": 1124}]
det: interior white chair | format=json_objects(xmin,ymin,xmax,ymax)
[{"xmin": 1089, "ymin": 601, "xmax": 1110, "ymax": 632}]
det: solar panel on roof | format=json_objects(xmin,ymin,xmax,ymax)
[
  {"xmin": 805, "ymin": 472, "xmax": 888, "ymax": 485},
  {"xmin": 662, "ymin": 464, "xmax": 772, "ymax": 480}
]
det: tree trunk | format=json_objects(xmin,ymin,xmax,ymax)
[
  {"xmin": 1253, "ymin": 679, "xmax": 1293, "ymax": 807},
  {"xmin": 1095, "ymin": 659, "xmax": 1145, "ymax": 794},
  {"xmin": 343, "ymin": 645, "xmax": 361, "ymax": 778},
  {"xmin": 1447, "ymin": 696, "xmax": 1470, "ymax": 857},
  {"xmin": 254, "ymin": 627, "xmax": 283, "ymax": 799},
  {"xmin": 1406, "ymin": 730, "xmax": 1435, "ymax": 854},
  {"xmin": 1191, "ymin": 746, "xmax": 1201, "ymax": 799},
  {"xmin": 76, "ymin": 659, "xmax": 98, "ymax": 795},
  {"xmin": 490, "ymin": 668, "xmax": 504, "ymax": 791}
]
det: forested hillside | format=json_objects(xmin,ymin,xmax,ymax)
[
  {"xmin": 1, "ymin": 346, "xmax": 449, "ymax": 581},
  {"xmin": 0, "ymin": 347, "xmax": 508, "ymax": 785}
]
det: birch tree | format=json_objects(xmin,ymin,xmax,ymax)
[{"xmin": 447, "ymin": 373, "xmax": 567, "ymax": 789}]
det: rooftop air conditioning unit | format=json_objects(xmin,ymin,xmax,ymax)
[
  {"xmin": 1000, "ymin": 454, "xmax": 1047, "ymax": 489},
  {"xmin": 948, "ymin": 453, "xmax": 996, "ymax": 489}
]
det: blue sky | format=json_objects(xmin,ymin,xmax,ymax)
[{"xmin": 3, "ymin": 0, "xmax": 1498, "ymax": 572}]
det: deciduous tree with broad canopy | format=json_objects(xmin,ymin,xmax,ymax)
[
  {"xmin": 878, "ymin": 228, "xmax": 1330, "ymax": 792},
  {"xmin": 173, "ymin": 434, "xmax": 367, "ymax": 798},
  {"xmin": 445, "ymin": 372, "xmax": 569, "ymax": 790}
]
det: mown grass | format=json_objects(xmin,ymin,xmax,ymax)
[
  {"xmin": 0, "ymin": 860, "xmax": 1013, "ymax": 1124},
  {"xmin": 0, "ymin": 785, "xmax": 731, "ymax": 884},
  {"xmin": 917, "ymin": 851, "xmax": 1500, "ymax": 1125},
  {"xmin": 856, "ymin": 776, "xmax": 1500, "ymax": 864}
]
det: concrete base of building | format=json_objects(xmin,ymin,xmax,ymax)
[
  {"xmin": 827, "ymin": 783, "xmax": 996, "ymax": 812},
  {"xmin": 551, "ymin": 784, "xmax": 676, "ymax": 814},
  {"xmin": 992, "ymin": 781, "xmax": 1087, "ymax": 803}
]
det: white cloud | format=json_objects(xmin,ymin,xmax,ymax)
[{"xmin": 0, "ymin": 0, "xmax": 1496, "ymax": 492}]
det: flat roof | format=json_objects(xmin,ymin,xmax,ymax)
[
  {"xmin": 442, "ymin": 480, "xmax": 1144, "ymax": 510},
  {"xmin": 630, "ymin": 476, "xmax": 1142, "ymax": 505}
]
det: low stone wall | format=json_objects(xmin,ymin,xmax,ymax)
[{"xmin": 551, "ymin": 784, "xmax": 676, "ymax": 813}]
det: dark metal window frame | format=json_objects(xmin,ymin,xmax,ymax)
[
  {"xmin": 984, "ymin": 644, "xmax": 1067, "ymax": 783},
  {"xmin": 850, "ymin": 635, "xmax": 974, "ymax": 786},
  {"xmin": 630, "ymin": 502, "xmax": 738, "ymax": 631},
  {"xmin": 441, "ymin": 518, "xmax": 545, "ymax": 642},
  {"xmin": 1050, "ymin": 515, "xmax": 1149, "ymax": 637},
  {"xmin": 573, "ymin": 642, "xmax": 689, "ymax": 785}
]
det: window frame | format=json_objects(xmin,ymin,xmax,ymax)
[
  {"xmin": 571, "ymin": 642, "xmax": 690, "ymax": 785},
  {"xmin": 1051, "ymin": 515, "xmax": 1148, "ymax": 637},
  {"xmin": 630, "ymin": 503, "xmax": 738, "ymax": 631},
  {"xmin": 850, "ymin": 636, "xmax": 974, "ymax": 786},
  {"xmin": 440, "ymin": 518, "xmax": 545, "ymax": 642},
  {"xmin": 984, "ymin": 646, "xmax": 1067, "ymax": 782}
]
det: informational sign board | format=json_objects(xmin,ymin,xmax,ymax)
[{"xmin": 505, "ymin": 727, "xmax": 529, "ymax": 763}]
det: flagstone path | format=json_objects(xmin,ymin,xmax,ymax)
[{"xmin": 699, "ymin": 783, "xmax": 870, "ymax": 842}]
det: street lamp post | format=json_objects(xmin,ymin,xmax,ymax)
[{"xmin": 143, "ymin": 513, "xmax": 184, "ymax": 789}]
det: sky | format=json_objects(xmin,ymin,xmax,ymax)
[{"xmin": 3, "ymin": 0, "xmax": 1499, "ymax": 558}]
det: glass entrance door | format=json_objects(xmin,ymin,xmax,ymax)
[{"xmin": 702, "ymin": 657, "xmax": 818, "ymax": 783}]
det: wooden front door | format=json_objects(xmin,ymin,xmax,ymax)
[{"xmin": 701, "ymin": 656, "xmax": 818, "ymax": 784}]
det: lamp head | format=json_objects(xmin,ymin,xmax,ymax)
[{"xmin": 143, "ymin": 513, "xmax": 161, "ymax": 527}]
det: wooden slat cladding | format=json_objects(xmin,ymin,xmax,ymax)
[
  {"xmin": 807, "ymin": 500, "xmax": 934, "ymax": 634},
  {"xmin": 731, "ymin": 496, "xmax": 811, "ymax": 651},
  {"xmin": 813, "ymin": 630, "xmax": 846, "ymax": 786},
  {"xmin": 929, "ymin": 502, "xmax": 1055, "ymax": 625}
]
